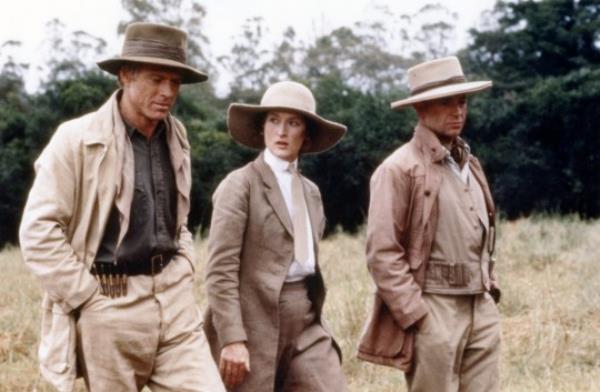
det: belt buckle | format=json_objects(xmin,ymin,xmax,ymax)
[{"xmin": 150, "ymin": 254, "xmax": 164, "ymax": 275}]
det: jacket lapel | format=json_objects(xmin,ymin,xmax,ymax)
[
  {"xmin": 254, "ymin": 154, "xmax": 294, "ymax": 236},
  {"xmin": 469, "ymin": 156, "xmax": 496, "ymax": 219},
  {"xmin": 166, "ymin": 116, "xmax": 191, "ymax": 229},
  {"xmin": 415, "ymin": 125, "xmax": 446, "ymax": 225},
  {"xmin": 303, "ymin": 179, "xmax": 323, "ymax": 243}
]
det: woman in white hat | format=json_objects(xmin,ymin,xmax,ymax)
[{"xmin": 203, "ymin": 81, "xmax": 348, "ymax": 391}]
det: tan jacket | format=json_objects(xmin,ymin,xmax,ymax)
[
  {"xmin": 204, "ymin": 153, "xmax": 338, "ymax": 392},
  {"xmin": 18, "ymin": 91, "xmax": 194, "ymax": 392},
  {"xmin": 357, "ymin": 125, "xmax": 497, "ymax": 372}
]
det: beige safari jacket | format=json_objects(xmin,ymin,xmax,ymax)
[
  {"xmin": 357, "ymin": 125, "xmax": 497, "ymax": 371},
  {"xmin": 19, "ymin": 91, "xmax": 195, "ymax": 391}
]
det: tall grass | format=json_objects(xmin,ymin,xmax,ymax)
[{"xmin": 1, "ymin": 216, "xmax": 598, "ymax": 391}]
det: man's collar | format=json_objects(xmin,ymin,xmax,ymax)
[
  {"xmin": 116, "ymin": 90, "xmax": 167, "ymax": 140},
  {"xmin": 123, "ymin": 118, "xmax": 166, "ymax": 139},
  {"xmin": 264, "ymin": 148, "xmax": 297, "ymax": 172},
  {"xmin": 414, "ymin": 124, "xmax": 470, "ymax": 164}
]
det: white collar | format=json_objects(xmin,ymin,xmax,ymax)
[{"xmin": 264, "ymin": 148, "xmax": 297, "ymax": 173}]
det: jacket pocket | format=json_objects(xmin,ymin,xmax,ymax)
[
  {"xmin": 358, "ymin": 294, "xmax": 406, "ymax": 357},
  {"xmin": 39, "ymin": 299, "xmax": 76, "ymax": 375}
]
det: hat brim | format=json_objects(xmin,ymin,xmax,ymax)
[
  {"xmin": 227, "ymin": 104, "xmax": 347, "ymax": 154},
  {"xmin": 97, "ymin": 56, "xmax": 208, "ymax": 84},
  {"xmin": 391, "ymin": 81, "xmax": 492, "ymax": 110}
]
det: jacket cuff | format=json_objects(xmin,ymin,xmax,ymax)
[
  {"xmin": 399, "ymin": 298, "xmax": 429, "ymax": 330},
  {"xmin": 219, "ymin": 326, "xmax": 248, "ymax": 349},
  {"xmin": 60, "ymin": 275, "xmax": 99, "ymax": 314}
]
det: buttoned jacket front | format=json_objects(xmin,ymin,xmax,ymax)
[
  {"xmin": 18, "ymin": 91, "xmax": 195, "ymax": 391},
  {"xmin": 357, "ymin": 125, "xmax": 496, "ymax": 371},
  {"xmin": 204, "ymin": 153, "xmax": 336, "ymax": 392}
]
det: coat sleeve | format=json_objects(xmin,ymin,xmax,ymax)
[
  {"xmin": 18, "ymin": 125, "xmax": 98, "ymax": 314},
  {"xmin": 366, "ymin": 163, "xmax": 428, "ymax": 329},
  {"xmin": 205, "ymin": 170, "xmax": 250, "ymax": 348}
]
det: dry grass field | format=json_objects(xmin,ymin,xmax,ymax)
[{"xmin": 1, "ymin": 216, "xmax": 599, "ymax": 391}]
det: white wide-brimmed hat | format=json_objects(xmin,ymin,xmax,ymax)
[
  {"xmin": 228, "ymin": 81, "xmax": 347, "ymax": 154},
  {"xmin": 391, "ymin": 56, "xmax": 492, "ymax": 110},
  {"xmin": 98, "ymin": 22, "xmax": 207, "ymax": 84}
]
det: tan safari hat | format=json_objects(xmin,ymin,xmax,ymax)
[
  {"xmin": 228, "ymin": 81, "xmax": 347, "ymax": 154},
  {"xmin": 391, "ymin": 56, "xmax": 492, "ymax": 110},
  {"xmin": 97, "ymin": 22, "xmax": 207, "ymax": 84}
]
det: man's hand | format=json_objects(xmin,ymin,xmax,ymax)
[{"xmin": 220, "ymin": 342, "xmax": 250, "ymax": 389}]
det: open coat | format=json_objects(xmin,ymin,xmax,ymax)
[
  {"xmin": 18, "ymin": 91, "xmax": 195, "ymax": 392},
  {"xmin": 357, "ymin": 125, "xmax": 497, "ymax": 372},
  {"xmin": 204, "ymin": 153, "xmax": 339, "ymax": 392}
]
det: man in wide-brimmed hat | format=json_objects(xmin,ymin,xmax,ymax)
[
  {"xmin": 204, "ymin": 81, "xmax": 348, "ymax": 391},
  {"xmin": 357, "ymin": 56, "xmax": 501, "ymax": 391},
  {"xmin": 19, "ymin": 22, "xmax": 224, "ymax": 391}
]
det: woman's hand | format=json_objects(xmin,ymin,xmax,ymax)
[{"xmin": 219, "ymin": 342, "xmax": 250, "ymax": 388}]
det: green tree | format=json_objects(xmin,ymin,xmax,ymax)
[
  {"xmin": 463, "ymin": 0, "xmax": 600, "ymax": 218},
  {"xmin": 465, "ymin": 0, "xmax": 600, "ymax": 89},
  {"xmin": 0, "ymin": 69, "xmax": 30, "ymax": 245}
]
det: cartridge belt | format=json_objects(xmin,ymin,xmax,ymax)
[
  {"xmin": 425, "ymin": 262, "xmax": 471, "ymax": 287},
  {"xmin": 92, "ymin": 254, "xmax": 173, "ymax": 276},
  {"xmin": 91, "ymin": 254, "xmax": 173, "ymax": 298}
]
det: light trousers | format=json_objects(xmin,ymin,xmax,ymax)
[
  {"xmin": 76, "ymin": 257, "xmax": 225, "ymax": 392},
  {"xmin": 406, "ymin": 292, "xmax": 501, "ymax": 392},
  {"xmin": 273, "ymin": 281, "xmax": 348, "ymax": 392}
]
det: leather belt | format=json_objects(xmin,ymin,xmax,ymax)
[
  {"xmin": 91, "ymin": 254, "xmax": 173, "ymax": 298},
  {"xmin": 92, "ymin": 254, "xmax": 173, "ymax": 276}
]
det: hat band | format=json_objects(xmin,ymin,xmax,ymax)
[
  {"xmin": 122, "ymin": 38, "xmax": 186, "ymax": 64},
  {"xmin": 410, "ymin": 75, "xmax": 467, "ymax": 96}
]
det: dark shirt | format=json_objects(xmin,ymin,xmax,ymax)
[{"xmin": 95, "ymin": 121, "xmax": 178, "ymax": 266}]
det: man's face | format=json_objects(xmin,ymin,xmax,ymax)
[
  {"xmin": 263, "ymin": 110, "xmax": 307, "ymax": 162},
  {"xmin": 120, "ymin": 64, "xmax": 182, "ymax": 124},
  {"xmin": 415, "ymin": 94, "xmax": 468, "ymax": 143}
]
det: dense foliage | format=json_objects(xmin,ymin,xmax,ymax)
[{"xmin": 0, "ymin": 0, "xmax": 598, "ymax": 247}]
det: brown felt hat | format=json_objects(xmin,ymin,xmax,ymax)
[
  {"xmin": 228, "ymin": 81, "xmax": 347, "ymax": 154},
  {"xmin": 391, "ymin": 56, "xmax": 491, "ymax": 110},
  {"xmin": 97, "ymin": 22, "xmax": 207, "ymax": 84}
]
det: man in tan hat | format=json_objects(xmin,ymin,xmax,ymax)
[
  {"xmin": 204, "ymin": 81, "xmax": 348, "ymax": 391},
  {"xmin": 357, "ymin": 56, "xmax": 501, "ymax": 391},
  {"xmin": 19, "ymin": 22, "xmax": 224, "ymax": 392}
]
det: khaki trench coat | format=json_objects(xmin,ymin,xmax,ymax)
[
  {"xmin": 18, "ymin": 91, "xmax": 195, "ymax": 392},
  {"xmin": 357, "ymin": 125, "xmax": 497, "ymax": 372},
  {"xmin": 204, "ymin": 153, "xmax": 339, "ymax": 392}
]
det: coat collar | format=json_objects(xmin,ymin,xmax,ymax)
[
  {"xmin": 254, "ymin": 152, "xmax": 294, "ymax": 236},
  {"xmin": 413, "ymin": 124, "xmax": 448, "ymax": 163},
  {"xmin": 82, "ymin": 90, "xmax": 121, "ymax": 146},
  {"xmin": 413, "ymin": 123, "xmax": 470, "ymax": 165}
]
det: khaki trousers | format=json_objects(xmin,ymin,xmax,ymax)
[
  {"xmin": 406, "ymin": 292, "xmax": 501, "ymax": 392},
  {"xmin": 76, "ymin": 257, "xmax": 225, "ymax": 392},
  {"xmin": 274, "ymin": 281, "xmax": 347, "ymax": 392}
]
